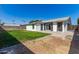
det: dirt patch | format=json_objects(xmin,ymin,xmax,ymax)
[
  {"xmin": 22, "ymin": 36, "xmax": 71, "ymax": 54},
  {"xmin": 0, "ymin": 35, "xmax": 72, "ymax": 54}
]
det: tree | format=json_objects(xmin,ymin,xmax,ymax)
[
  {"xmin": 29, "ymin": 20, "xmax": 41, "ymax": 24},
  {"xmin": 77, "ymin": 18, "xmax": 79, "ymax": 25}
]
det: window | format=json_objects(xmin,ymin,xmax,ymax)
[{"xmin": 32, "ymin": 24, "xmax": 34, "ymax": 29}]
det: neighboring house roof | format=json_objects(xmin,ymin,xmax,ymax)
[{"xmin": 26, "ymin": 16, "xmax": 71, "ymax": 25}]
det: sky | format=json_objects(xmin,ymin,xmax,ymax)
[{"xmin": 0, "ymin": 4, "xmax": 79, "ymax": 25}]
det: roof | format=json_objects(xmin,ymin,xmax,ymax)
[
  {"xmin": 26, "ymin": 21, "xmax": 42, "ymax": 25},
  {"xmin": 42, "ymin": 16, "xmax": 70, "ymax": 23},
  {"xmin": 26, "ymin": 16, "xmax": 71, "ymax": 25}
]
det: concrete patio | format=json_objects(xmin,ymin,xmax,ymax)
[{"xmin": 36, "ymin": 31, "xmax": 74, "ymax": 40}]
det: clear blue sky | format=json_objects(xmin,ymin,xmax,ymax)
[{"xmin": 0, "ymin": 4, "xmax": 79, "ymax": 25}]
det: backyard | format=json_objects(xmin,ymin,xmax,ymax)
[
  {"xmin": 0, "ymin": 30, "xmax": 49, "ymax": 49},
  {"xmin": 0, "ymin": 29, "xmax": 79, "ymax": 54}
]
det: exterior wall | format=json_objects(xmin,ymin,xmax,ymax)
[
  {"xmin": 64, "ymin": 21, "xmax": 68, "ymax": 32},
  {"xmin": 26, "ymin": 20, "xmax": 70, "ymax": 32},
  {"xmin": 36, "ymin": 24, "xmax": 41, "ymax": 31},
  {"xmin": 26, "ymin": 22, "xmax": 67, "ymax": 32},
  {"xmin": 62, "ymin": 21, "xmax": 68, "ymax": 32},
  {"xmin": 26, "ymin": 25, "xmax": 33, "ymax": 31},
  {"xmin": 62, "ymin": 22, "xmax": 65, "ymax": 32},
  {"xmin": 53, "ymin": 22, "xmax": 57, "ymax": 32},
  {"xmin": 33, "ymin": 25, "xmax": 37, "ymax": 31},
  {"xmin": 26, "ymin": 24, "xmax": 41, "ymax": 31}
]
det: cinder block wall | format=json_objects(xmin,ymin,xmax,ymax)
[{"xmin": 0, "ymin": 26, "xmax": 26, "ymax": 30}]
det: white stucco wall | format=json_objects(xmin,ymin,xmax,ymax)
[
  {"xmin": 62, "ymin": 22, "xmax": 65, "ymax": 32},
  {"xmin": 53, "ymin": 22, "xmax": 57, "ymax": 32},
  {"xmin": 62, "ymin": 21, "xmax": 68, "ymax": 32},
  {"xmin": 53, "ymin": 22, "xmax": 68, "ymax": 32},
  {"xmin": 26, "ymin": 24, "xmax": 41, "ymax": 31},
  {"xmin": 26, "ymin": 25, "xmax": 32, "ymax": 31},
  {"xmin": 36, "ymin": 24, "xmax": 41, "ymax": 31},
  {"xmin": 26, "ymin": 21, "xmax": 68, "ymax": 32}
]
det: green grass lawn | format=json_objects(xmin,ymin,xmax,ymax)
[{"xmin": 0, "ymin": 30, "xmax": 49, "ymax": 48}]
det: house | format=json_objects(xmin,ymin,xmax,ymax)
[{"xmin": 26, "ymin": 17, "xmax": 71, "ymax": 32}]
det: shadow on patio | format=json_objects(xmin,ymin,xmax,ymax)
[
  {"xmin": 68, "ymin": 25, "xmax": 79, "ymax": 54},
  {"xmin": 0, "ymin": 26, "xmax": 34, "ymax": 54}
]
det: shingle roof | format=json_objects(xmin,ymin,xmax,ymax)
[
  {"xmin": 26, "ymin": 16, "xmax": 71, "ymax": 25},
  {"xmin": 42, "ymin": 16, "xmax": 70, "ymax": 23}
]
